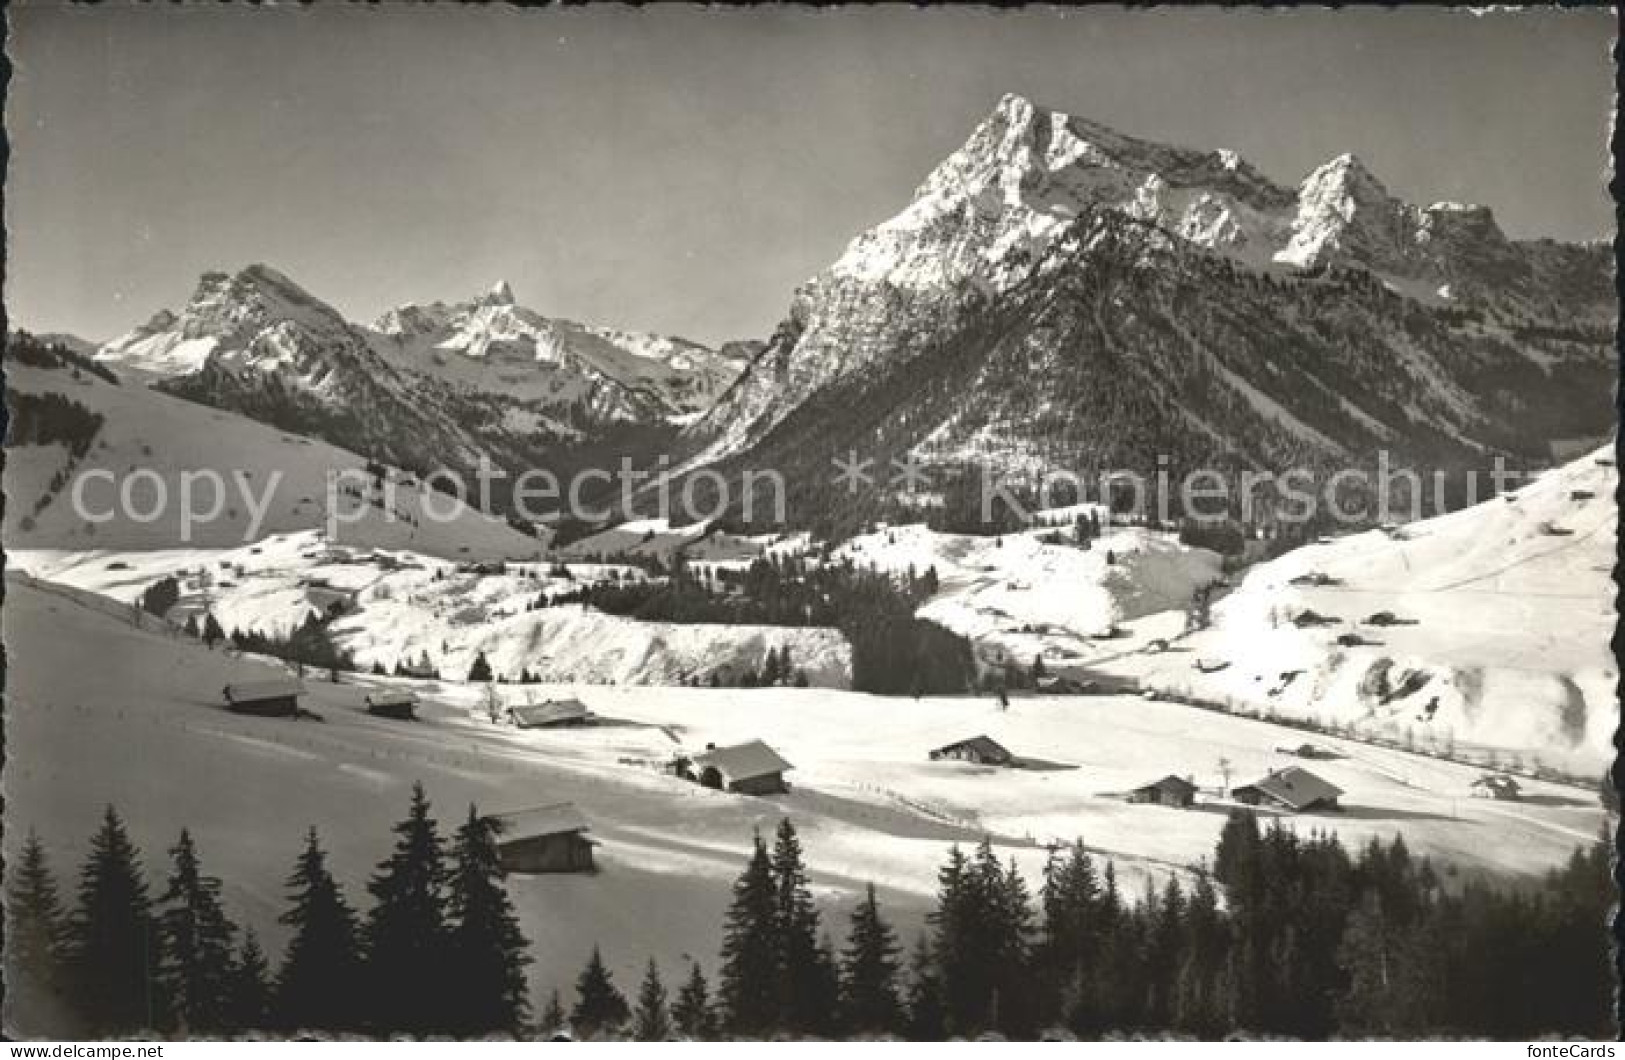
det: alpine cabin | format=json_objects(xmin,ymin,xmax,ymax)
[
  {"xmin": 222, "ymin": 679, "xmax": 302, "ymax": 718},
  {"xmin": 690, "ymin": 740, "xmax": 793, "ymax": 795},
  {"xmin": 929, "ymin": 735, "xmax": 1015, "ymax": 767},
  {"xmin": 364, "ymin": 689, "xmax": 419, "ymax": 720},
  {"xmin": 486, "ymin": 803, "xmax": 597, "ymax": 874},
  {"xmin": 1232, "ymin": 767, "xmax": 1343, "ymax": 813},
  {"xmin": 508, "ymin": 698, "xmax": 593, "ymax": 729},
  {"xmin": 1128, "ymin": 775, "xmax": 1198, "ymax": 808}
]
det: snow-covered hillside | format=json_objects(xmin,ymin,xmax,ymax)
[
  {"xmin": 12, "ymin": 532, "xmax": 852, "ymax": 688},
  {"xmin": 1102, "ymin": 448, "xmax": 1618, "ymax": 777},
  {"xmin": 833, "ymin": 521, "xmax": 1222, "ymax": 670},
  {"xmin": 5, "ymin": 362, "xmax": 543, "ymax": 559},
  {"xmin": 6, "ymin": 571, "xmax": 1602, "ymax": 1019}
]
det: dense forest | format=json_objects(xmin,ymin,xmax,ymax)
[{"xmin": 12, "ymin": 798, "xmax": 1611, "ymax": 1040}]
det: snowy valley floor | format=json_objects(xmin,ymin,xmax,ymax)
[{"xmin": 5, "ymin": 571, "xmax": 1604, "ymax": 1011}]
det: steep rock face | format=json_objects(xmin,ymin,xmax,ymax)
[{"xmin": 684, "ymin": 93, "xmax": 1613, "ymax": 523}]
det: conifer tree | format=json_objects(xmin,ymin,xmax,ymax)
[
  {"xmin": 64, "ymin": 806, "xmax": 158, "ymax": 1034},
  {"xmin": 8, "ymin": 830, "xmax": 66, "ymax": 1006},
  {"xmin": 672, "ymin": 962, "xmax": 717, "ymax": 1040},
  {"xmin": 202, "ymin": 613, "xmax": 225, "ymax": 648},
  {"xmin": 444, "ymin": 806, "xmax": 532, "ymax": 1036},
  {"xmin": 570, "ymin": 947, "xmax": 630, "ymax": 1038},
  {"xmin": 363, "ymin": 783, "xmax": 451, "ymax": 1034},
  {"xmin": 904, "ymin": 933, "xmax": 945, "ymax": 1041},
  {"xmin": 467, "ymin": 651, "xmax": 494, "ymax": 683},
  {"xmin": 839, "ymin": 883, "xmax": 903, "ymax": 1035},
  {"xmin": 718, "ymin": 832, "xmax": 780, "ymax": 1034},
  {"xmin": 226, "ymin": 929, "xmax": 273, "ymax": 1031},
  {"xmin": 155, "ymin": 829, "xmax": 238, "ymax": 1034},
  {"xmin": 276, "ymin": 828, "xmax": 362, "ymax": 1033},
  {"xmin": 632, "ymin": 959, "xmax": 672, "ymax": 1041},
  {"xmin": 770, "ymin": 818, "xmax": 833, "ymax": 1034},
  {"xmin": 538, "ymin": 990, "xmax": 567, "ymax": 1038}
]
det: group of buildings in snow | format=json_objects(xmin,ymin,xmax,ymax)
[{"xmin": 217, "ymin": 680, "xmax": 1530, "ymax": 877}]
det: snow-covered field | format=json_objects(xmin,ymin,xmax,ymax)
[
  {"xmin": 6, "ymin": 572, "xmax": 1602, "ymax": 1010},
  {"xmin": 1099, "ymin": 449, "xmax": 1618, "ymax": 778},
  {"xmin": 11, "ymin": 532, "xmax": 852, "ymax": 688}
]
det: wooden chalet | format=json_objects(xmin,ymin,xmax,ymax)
[
  {"xmin": 222, "ymin": 679, "xmax": 302, "ymax": 718},
  {"xmin": 1469, "ymin": 773, "xmax": 1522, "ymax": 801},
  {"xmin": 929, "ymin": 735, "xmax": 1015, "ymax": 767},
  {"xmin": 1232, "ymin": 766, "xmax": 1343, "ymax": 813},
  {"xmin": 508, "ymin": 698, "xmax": 594, "ymax": 729},
  {"xmin": 690, "ymin": 740, "xmax": 793, "ymax": 795},
  {"xmin": 364, "ymin": 689, "xmax": 419, "ymax": 720},
  {"xmin": 1128, "ymin": 775, "xmax": 1198, "ymax": 808},
  {"xmin": 486, "ymin": 803, "xmax": 597, "ymax": 874}
]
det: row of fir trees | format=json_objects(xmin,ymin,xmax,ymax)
[
  {"xmin": 9, "ymin": 785, "xmax": 530, "ymax": 1038},
  {"xmin": 11, "ymin": 801, "xmax": 1610, "ymax": 1039}
]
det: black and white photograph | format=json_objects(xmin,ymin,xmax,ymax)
[{"xmin": 2, "ymin": 4, "xmax": 1617, "ymax": 1043}]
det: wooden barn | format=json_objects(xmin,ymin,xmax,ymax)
[
  {"xmin": 929, "ymin": 735, "xmax": 1015, "ymax": 767},
  {"xmin": 486, "ymin": 803, "xmax": 597, "ymax": 874},
  {"xmin": 690, "ymin": 740, "xmax": 793, "ymax": 795},
  {"xmin": 1128, "ymin": 775, "xmax": 1198, "ymax": 808},
  {"xmin": 222, "ymin": 679, "xmax": 302, "ymax": 717},
  {"xmin": 364, "ymin": 689, "xmax": 419, "ymax": 720},
  {"xmin": 508, "ymin": 698, "xmax": 593, "ymax": 729},
  {"xmin": 1233, "ymin": 767, "xmax": 1343, "ymax": 813},
  {"xmin": 1469, "ymin": 773, "xmax": 1522, "ymax": 801}
]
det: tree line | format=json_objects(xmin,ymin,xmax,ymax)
[
  {"xmin": 8, "ymin": 785, "xmax": 530, "ymax": 1038},
  {"xmin": 542, "ymin": 553, "xmax": 971, "ymax": 695},
  {"xmin": 14, "ymin": 801, "xmax": 1608, "ymax": 1039}
]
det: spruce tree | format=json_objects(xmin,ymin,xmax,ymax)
[
  {"xmin": 570, "ymin": 947, "xmax": 630, "ymax": 1038},
  {"xmin": 276, "ymin": 828, "xmax": 362, "ymax": 1033},
  {"xmin": 8, "ymin": 830, "xmax": 66, "ymax": 1007},
  {"xmin": 226, "ymin": 929, "xmax": 273, "ymax": 1031},
  {"xmin": 672, "ymin": 962, "xmax": 717, "ymax": 1040},
  {"xmin": 905, "ymin": 933, "xmax": 946, "ymax": 1041},
  {"xmin": 155, "ymin": 829, "xmax": 239, "ymax": 1034},
  {"xmin": 631, "ymin": 959, "xmax": 672, "ymax": 1041},
  {"xmin": 64, "ymin": 806, "xmax": 158, "ymax": 1034},
  {"xmin": 467, "ymin": 651, "xmax": 494, "ymax": 683},
  {"xmin": 718, "ymin": 832, "xmax": 780, "ymax": 1035},
  {"xmin": 363, "ymin": 783, "xmax": 451, "ymax": 1035},
  {"xmin": 202, "ymin": 613, "xmax": 225, "ymax": 647},
  {"xmin": 444, "ymin": 806, "xmax": 532, "ymax": 1036},
  {"xmin": 770, "ymin": 818, "xmax": 832, "ymax": 1034},
  {"xmin": 839, "ymin": 883, "xmax": 903, "ymax": 1035},
  {"xmin": 538, "ymin": 989, "xmax": 568, "ymax": 1038}
]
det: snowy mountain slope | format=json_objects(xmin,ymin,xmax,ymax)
[
  {"xmin": 4, "ymin": 358, "xmax": 543, "ymax": 559},
  {"xmin": 682, "ymin": 94, "xmax": 1613, "ymax": 521},
  {"xmin": 5, "ymin": 570, "xmax": 1602, "ymax": 1027},
  {"xmin": 1100, "ymin": 446, "xmax": 1618, "ymax": 777}
]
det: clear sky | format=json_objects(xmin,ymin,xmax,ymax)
[{"xmin": 7, "ymin": 5, "xmax": 1615, "ymax": 346}]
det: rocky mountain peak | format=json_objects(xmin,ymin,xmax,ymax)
[{"xmin": 478, "ymin": 279, "xmax": 517, "ymax": 307}]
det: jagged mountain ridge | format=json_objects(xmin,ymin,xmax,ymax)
[
  {"xmin": 96, "ymin": 264, "xmax": 748, "ymax": 481},
  {"xmin": 685, "ymin": 93, "xmax": 1614, "ymax": 519}
]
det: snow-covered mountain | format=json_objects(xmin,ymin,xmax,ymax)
[
  {"xmin": 684, "ymin": 94, "xmax": 1613, "ymax": 521},
  {"xmin": 371, "ymin": 280, "xmax": 747, "ymax": 422},
  {"xmin": 95, "ymin": 265, "xmax": 747, "ymax": 480}
]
